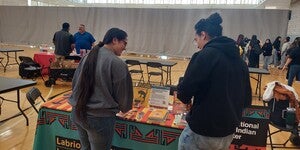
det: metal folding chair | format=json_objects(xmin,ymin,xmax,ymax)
[
  {"xmin": 26, "ymin": 87, "xmax": 46, "ymax": 113},
  {"xmin": 146, "ymin": 62, "xmax": 164, "ymax": 86},
  {"xmin": 125, "ymin": 59, "xmax": 145, "ymax": 85}
]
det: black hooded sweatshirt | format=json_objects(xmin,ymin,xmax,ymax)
[{"xmin": 177, "ymin": 36, "xmax": 252, "ymax": 137}]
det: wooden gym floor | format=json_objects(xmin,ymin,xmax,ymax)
[{"xmin": 0, "ymin": 44, "xmax": 299, "ymax": 150}]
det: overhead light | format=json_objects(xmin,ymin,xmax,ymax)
[
  {"xmin": 160, "ymin": 55, "xmax": 168, "ymax": 60},
  {"xmin": 265, "ymin": 6, "xmax": 277, "ymax": 9}
]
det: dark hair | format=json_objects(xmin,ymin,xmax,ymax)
[
  {"xmin": 194, "ymin": 13, "xmax": 223, "ymax": 38},
  {"xmin": 265, "ymin": 39, "xmax": 271, "ymax": 43},
  {"xmin": 273, "ymin": 36, "xmax": 281, "ymax": 49},
  {"xmin": 75, "ymin": 28, "xmax": 128, "ymax": 121},
  {"xmin": 236, "ymin": 34, "xmax": 244, "ymax": 45},
  {"xmin": 263, "ymin": 39, "xmax": 272, "ymax": 48},
  {"xmin": 62, "ymin": 22, "xmax": 70, "ymax": 29},
  {"xmin": 274, "ymin": 36, "xmax": 281, "ymax": 42},
  {"xmin": 290, "ymin": 37, "xmax": 300, "ymax": 49},
  {"xmin": 273, "ymin": 36, "xmax": 281, "ymax": 44},
  {"xmin": 244, "ymin": 37, "xmax": 250, "ymax": 43},
  {"xmin": 286, "ymin": 36, "xmax": 290, "ymax": 42},
  {"xmin": 250, "ymin": 35, "xmax": 259, "ymax": 47}
]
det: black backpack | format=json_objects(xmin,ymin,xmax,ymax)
[{"xmin": 19, "ymin": 56, "xmax": 41, "ymax": 79}]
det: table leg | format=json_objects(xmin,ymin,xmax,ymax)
[
  {"xmin": 165, "ymin": 67, "xmax": 169, "ymax": 85},
  {"xmin": 258, "ymin": 74, "xmax": 262, "ymax": 101},
  {"xmin": 3, "ymin": 52, "xmax": 9, "ymax": 72},
  {"xmin": 169, "ymin": 66, "xmax": 172, "ymax": 85},
  {"xmin": 255, "ymin": 74, "xmax": 259, "ymax": 95},
  {"xmin": 14, "ymin": 51, "xmax": 20, "ymax": 65},
  {"xmin": 17, "ymin": 89, "xmax": 29, "ymax": 126}
]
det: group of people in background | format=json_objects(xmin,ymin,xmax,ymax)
[
  {"xmin": 52, "ymin": 22, "xmax": 96, "ymax": 60},
  {"xmin": 236, "ymin": 34, "xmax": 300, "ymax": 86}
]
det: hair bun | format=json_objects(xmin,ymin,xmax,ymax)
[{"xmin": 207, "ymin": 13, "xmax": 222, "ymax": 25}]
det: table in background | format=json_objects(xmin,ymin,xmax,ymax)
[
  {"xmin": 248, "ymin": 67, "xmax": 270, "ymax": 101},
  {"xmin": 0, "ymin": 49, "xmax": 24, "ymax": 72},
  {"xmin": 33, "ymin": 52, "xmax": 55, "ymax": 75},
  {"xmin": 123, "ymin": 58, "xmax": 177, "ymax": 85},
  {"xmin": 33, "ymin": 94, "xmax": 184, "ymax": 150},
  {"xmin": 0, "ymin": 77, "xmax": 36, "ymax": 126}
]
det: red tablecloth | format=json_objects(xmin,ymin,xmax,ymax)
[
  {"xmin": 33, "ymin": 52, "xmax": 55, "ymax": 75},
  {"xmin": 42, "ymin": 92, "xmax": 186, "ymax": 130}
]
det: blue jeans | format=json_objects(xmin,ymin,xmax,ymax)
[
  {"xmin": 71, "ymin": 110, "xmax": 116, "ymax": 150},
  {"xmin": 288, "ymin": 65, "xmax": 300, "ymax": 86},
  {"xmin": 273, "ymin": 51, "xmax": 279, "ymax": 66},
  {"xmin": 263, "ymin": 56, "xmax": 272, "ymax": 70},
  {"xmin": 178, "ymin": 124, "xmax": 233, "ymax": 150}
]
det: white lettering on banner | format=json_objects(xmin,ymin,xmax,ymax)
[
  {"xmin": 233, "ymin": 121, "xmax": 260, "ymax": 139},
  {"xmin": 234, "ymin": 121, "xmax": 259, "ymax": 136},
  {"xmin": 235, "ymin": 128, "xmax": 257, "ymax": 135},
  {"xmin": 240, "ymin": 121, "xmax": 259, "ymax": 129}
]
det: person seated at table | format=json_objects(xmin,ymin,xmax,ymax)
[
  {"xmin": 74, "ymin": 24, "xmax": 96, "ymax": 55},
  {"xmin": 53, "ymin": 22, "xmax": 75, "ymax": 64},
  {"xmin": 69, "ymin": 28, "xmax": 133, "ymax": 150}
]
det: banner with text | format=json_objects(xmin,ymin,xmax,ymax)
[{"xmin": 230, "ymin": 106, "xmax": 270, "ymax": 150}]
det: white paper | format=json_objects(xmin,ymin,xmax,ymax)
[{"xmin": 149, "ymin": 86, "xmax": 170, "ymax": 108}]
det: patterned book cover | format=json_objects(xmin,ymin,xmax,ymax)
[{"xmin": 148, "ymin": 108, "xmax": 169, "ymax": 121}]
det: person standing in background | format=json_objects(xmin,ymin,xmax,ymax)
[
  {"xmin": 273, "ymin": 36, "xmax": 282, "ymax": 67},
  {"xmin": 285, "ymin": 37, "xmax": 300, "ymax": 80},
  {"xmin": 53, "ymin": 22, "xmax": 75, "ymax": 62},
  {"xmin": 282, "ymin": 37, "xmax": 300, "ymax": 86},
  {"xmin": 248, "ymin": 35, "xmax": 261, "ymax": 68},
  {"xmin": 74, "ymin": 24, "xmax": 96, "ymax": 54},
  {"xmin": 236, "ymin": 34, "xmax": 247, "ymax": 57},
  {"xmin": 262, "ymin": 39, "xmax": 273, "ymax": 70},
  {"xmin": 177, "ymin": 13, "xmax": 252, "ymax": 150},
  {"xmin": 278, "ymin": 37, "xmax": 291, "ymax": 69},
  {"xmin": 69, "ymin": 28, "xmax": 133, "ymax": 150}
]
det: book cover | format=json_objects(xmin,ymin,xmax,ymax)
[
  {"xmin": 148, "ymin": 109, "xmax": 169, "ymax": 121},
  {"xmin": 133, "ymin": 86, "xmax": 150, "ymax": 107},
  {"xmin": 149, "ymin": 86, "xmax": 170, "ymax": 108}
]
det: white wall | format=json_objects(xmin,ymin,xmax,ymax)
[
  {"xmin": 259, "ymin": 0, "xmax": 291, "ymax": 9},
  {"xmin": 0, "ymin": 0, "xmax": 27, "ymax": 6},
  {"xmin": 288, "ymin": 1, "xmax": 300, "ymax": 40}
]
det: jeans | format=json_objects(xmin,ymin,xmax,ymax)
[
  {"xmin": 263, "ymin": 56, "xmax": 272, "ymax": 70},
  {"xmin": 178, "ymin": 124, "xmax": 233, "ymax": 150},
  {"xmin": 71, "ymin": 110, "xmax": 116, "ymax": 150},
  {"xmin": 288, "ymin": 65, "xmax": 300, "ymax": 86},
  {"xmin": 279, "ymin": 51, "xmax": 287, "ymax": 68},
  {"xmin": 273, "ymin": 50, "xmax": 279, "ymax": 66}
]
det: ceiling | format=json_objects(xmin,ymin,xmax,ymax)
[{"xmin": 0, "ymin": 0, "xmax": 296, "ymax": 10}]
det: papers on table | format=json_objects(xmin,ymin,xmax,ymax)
[{"xmin": 149, "ymin": 86, "xmax": 170, "ymax": 108}]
